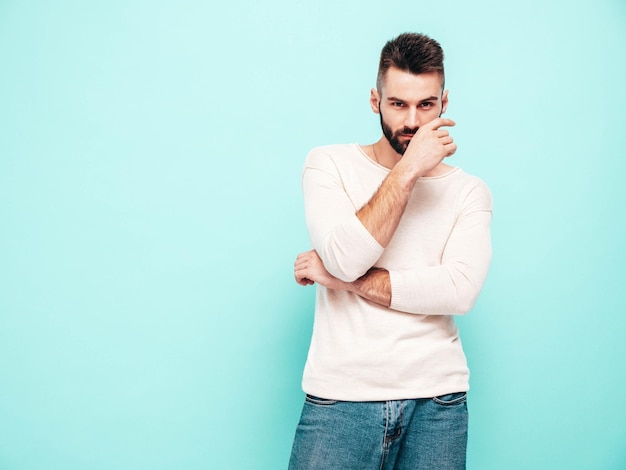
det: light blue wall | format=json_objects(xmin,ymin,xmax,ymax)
[{"xmin": 1, "ymin": 1, "xmax": 625, "ymax": 469}]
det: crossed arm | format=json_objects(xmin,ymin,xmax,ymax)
[
  {"xmin": 294, "ymin": 175, "xmax": 492, "ymax": 316},
  {"xmin": 295, "ymin": 188, "xmax": 492, "ymax": 314},
  {"xmin": 294, "ymin": 250, "xmax": 392, "ymax": 307}
]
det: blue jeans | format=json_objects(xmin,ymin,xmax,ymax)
[{"xmin": 288, "ymin": 392, "xmax": 468, "ymax": 470}]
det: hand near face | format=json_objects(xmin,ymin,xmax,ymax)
[
  {"xmin": 403, "ymin": 117, "xmax": 457, "ymax": 175},
  {"xmin": 294, "ymin": 250, "xmax": 345, "ymax": 290}
]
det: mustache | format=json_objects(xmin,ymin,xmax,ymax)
[{"xmin": 398, "ymin": 127, "xmax": 419, "ymax": 136}]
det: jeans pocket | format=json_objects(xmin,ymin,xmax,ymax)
[
  {"xmin": 305, "ymin": 394, "xmax": 339, "ymax": 406},
  {"xmin": 432, "ymin": 391, "xmax": 467, "ymax": 406}
]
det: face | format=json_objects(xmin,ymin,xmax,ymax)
[{"xmin": 371, "ymin": 68, "xmax": 448, "ymax": 155}]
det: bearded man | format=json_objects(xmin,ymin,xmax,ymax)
[{"xmin": 288, "ymin": 32, "xmax": 493, "ymax": 470}]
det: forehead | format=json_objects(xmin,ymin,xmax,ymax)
[{"xmin": 380, "ymin": 67, "xmax": 443, "ymax": 99}]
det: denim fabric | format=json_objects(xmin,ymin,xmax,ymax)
[{"xmin": 288, "ymin": 392, "xmax": 468, "ymax": 470}]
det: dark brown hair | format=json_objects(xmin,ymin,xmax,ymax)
[{"xmin": 376, "ymin": 33, "xmax": 445, "ymax": 92}]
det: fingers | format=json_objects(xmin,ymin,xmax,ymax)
[
  {"xmin": 294, "ymin": 261, "xmax": 308, "ymax": 284},
  {"xmin": 295, "ymin": 267, "xmax": 314, "ymax": 285},
  {"xmin": 295, "ymin": 276, "xmax": 314, "ymax": 286},
  {"xmin": 434, "ymin": 128, "xmax": 456, "ymax": 155},
  {"xmin": 294, "ymin": 250, "xmax": 317, "ymax": 286},
  {"xmin": 445, "ymin": 142, "xmax": 457, "ymax": 157},
  {"xmin": 434, "ymin": 129, "xmax": 456, "ymax": 155},
  {"xmin": 295, "ymin": 250, "xmax": 316, "ymax": 263},
  {"xmin": 422, "ymin": 117, "xmax": 456, "ymax": 131},
  {"xmin": 294, "ymin": 251, "xmax": 312, "ymax": 270}
]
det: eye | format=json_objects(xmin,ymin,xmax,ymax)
[
  {"xmin": 391, "ymin": 101, "xmax": 405, "ymax": 108},
  {"xmin": 419, "ymin": 102, "xmax": 434, "ymax": 108}
]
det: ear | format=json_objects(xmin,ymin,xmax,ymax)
[
  {"xmin": 370, "ymin": 88, "xmax": 381, "ymax": 114},
  {"xmin": 440, "ymin": 89, "xmax": 449, "ymax": 115}
]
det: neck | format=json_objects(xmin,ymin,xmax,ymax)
[{"xmin": 371, "ymin": 138, "xmax": 401, "ymax": 169}]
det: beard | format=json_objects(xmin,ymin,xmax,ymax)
[{"xmin": 379, "ymin": 110, "xmax": 419, "ymax": 156}]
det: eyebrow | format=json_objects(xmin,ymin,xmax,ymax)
[{"xmin": 387, "ymin": 96, "xmax": 439, "ymax": 103}]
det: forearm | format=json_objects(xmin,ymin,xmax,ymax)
[
  {"xmin": 347, "ymin": 255, "xmax": 490, "ymax": 314},
  {"xmin": 346, "ymin": 268, "xmax": 392, "ymax": 307},
  {"xmin": 348, "ymin": 261, "xmax": 489, "ymax": 315},
  {"xmin": 356, "ymin": 165, "xmax": 418, "ymax": 247}
]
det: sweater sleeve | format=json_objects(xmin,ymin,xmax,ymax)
[
  {"xmin": 389, "ymin": 179, "xmax": 493, "ymax": 315},
  {"xmin": 302, "ymin": 148, "xmax": 385, "ymax": 282}
]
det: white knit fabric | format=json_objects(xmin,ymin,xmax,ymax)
[{"xmin": 301, "ymin": 143, "xmax": 493, "ymax": 401}]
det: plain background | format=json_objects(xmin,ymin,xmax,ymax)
[{"xmin": 1, "ymin": 0, "xmax": 625, "ymax": 469}]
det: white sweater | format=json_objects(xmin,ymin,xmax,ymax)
[{"xmin": 301, "ymin": 143, "xmax": 493, "ymax": 401}]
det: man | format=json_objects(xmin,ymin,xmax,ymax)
[{"xmin": 288, "ymin": 33, "xmax": 492, "ymax": 470}]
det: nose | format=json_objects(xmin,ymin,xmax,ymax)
[{"xmin": 404, "ymin": 108, "xmax": 419, "ymax": 129}]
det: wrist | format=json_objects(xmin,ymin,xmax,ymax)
[
  {"xmin": 391, "ymin": 159, "xmax": 424, "ymax": 188},
  {"xmin": 328, "ymin": 278, "xmax": 350, "ymax": 291}
]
